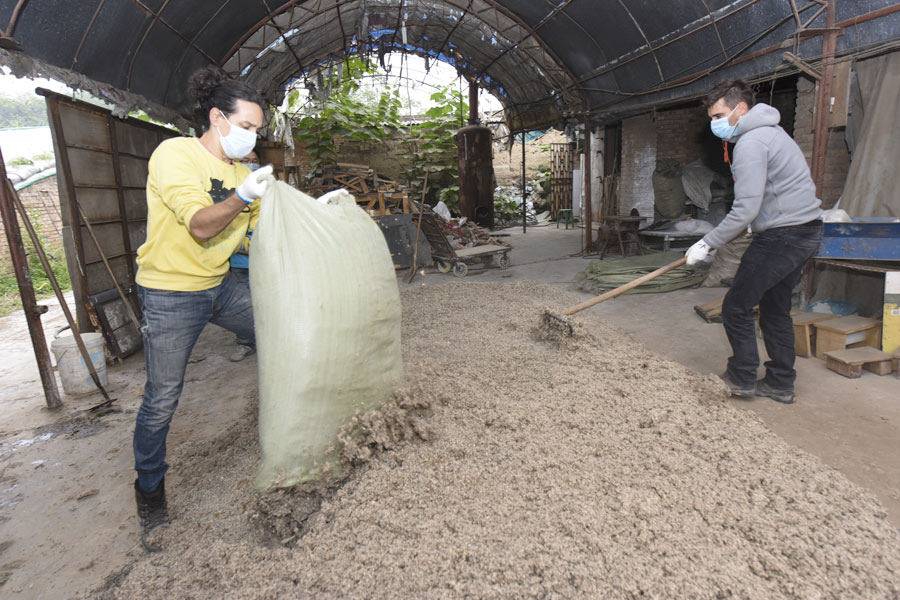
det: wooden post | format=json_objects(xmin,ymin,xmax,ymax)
[
  {"xmin": 810, "ymin": 0, "xmax": 838, "ymax": 198},
  {"xmin": 0, "ymin": 145, "xmax": 62, "ymax": 409}
]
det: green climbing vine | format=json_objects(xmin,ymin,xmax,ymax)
[
  {"xmin": 290, "ymin": 57, "xmax": 403, "ymax": 176},
  {"xmin": 397, "ymin": 86, "xmax": 466, "ymax": 212},
  {"xmin": 287, "ymin": 59, "xmax": 464, "ymax": 212}
]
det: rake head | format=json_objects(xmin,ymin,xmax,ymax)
[{"xmin": 539, "ymin": 309, "xmax": 574, "ymax": 339}]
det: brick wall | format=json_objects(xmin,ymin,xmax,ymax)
[
  {"xmin": 286, "ymin": 128, "xmax": 562, "ymax": 187},
  {"xmin": 0, "ymin": 175, "xmax": 64, "ymax": 275},
  {"xmin": 619, "ymin": 114, "xmax": 656, "ymax": 218},
  {"xmin": 287, "ymin": 131, "xmax": 413, "ymax": 183},
  {"xmin": 655, "ymin": 104, "xmax": 709, "ymax": 165},
  {"xmin": 793, "ymin": 77, "xmax": 850, "ymax": 209}
]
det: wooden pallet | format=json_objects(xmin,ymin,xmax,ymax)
[
  {"xmin": 824, "ymin": 346, "xmax": 896, "ymax": 378},
  {"xmin": 693, "ymin": 297, "xmax": 724, "ymax": 323}
]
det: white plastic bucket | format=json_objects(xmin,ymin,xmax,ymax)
[{"xmin": 50, "ymin": 330, "xmax": 108, "ymax": 396}]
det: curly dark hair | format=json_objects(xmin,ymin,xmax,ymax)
[
  {"xmin": 188, "ymin": 65, "xmax": 264, "ymax": 133},
  {"xmin": 703, "ymin": 79, "xmax": 754, "ymax": 110}
]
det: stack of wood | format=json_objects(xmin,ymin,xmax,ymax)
[{"xmin": 299, "ymin": 163, "xmax": 410, "ymax": 217}]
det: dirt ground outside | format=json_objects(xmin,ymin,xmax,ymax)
[{"xmin": 1, "ymin": 273, "xmax": 899, "ymax": 598}]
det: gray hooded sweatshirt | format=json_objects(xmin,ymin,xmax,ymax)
[{"xmin": 703, "ymin": 102, "xmax": 823, "ymax": 248}]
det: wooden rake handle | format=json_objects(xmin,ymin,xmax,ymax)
[{"xmin": 562, "ymin": 256, "xmax": 688, "ymax": 316}]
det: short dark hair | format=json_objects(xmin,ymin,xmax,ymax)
[
  {"xmin": 703, "ymin": 79, "xmax": 753, "ymax": 110},
  {"xmin": 188, "ymin": 65, "xmax": 264, "ymax": 133}
]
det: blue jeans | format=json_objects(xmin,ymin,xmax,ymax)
[
  {"xmin": 230, "ymin": 267, "xmax": 252, "ymax": 346},
  {"xmin": 134, "ymin": 274, "xmax": 255, "ymax": 493},
  {"xmin": 722, "ymin": 222, "xmax": 823, "ymax": 391}
]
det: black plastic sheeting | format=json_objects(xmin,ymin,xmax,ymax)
[{"xmin": 1, "ymin": 0, "xmax": 899, "ymax": 130}]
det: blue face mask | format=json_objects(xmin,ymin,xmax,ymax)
[{"xmin": 710, "ymin": 105, "xmax": 739, "ymax": 139}]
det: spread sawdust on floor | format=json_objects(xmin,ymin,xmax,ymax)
[{"xmin": 100, "ymin": 281, "xmax": 900, "ymax": 598}]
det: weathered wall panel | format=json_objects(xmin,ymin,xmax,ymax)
[{"xmin": 45, "ymin": 90, "xmax": 176, "ymax": 358}]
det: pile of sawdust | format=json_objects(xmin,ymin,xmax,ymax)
[{"xmin": 99, "ymin": 282, "xmax": 900, "ymax": 599}]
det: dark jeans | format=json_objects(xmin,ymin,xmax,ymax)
[
  {"xmin": 721, "ymin": 222, "xmax": 823, "ymax": 391},
  {"xmin": 230, "ymin": 267, "xmax": 252, "ymax": 346},
  {"xmin": 134, "ymin": 274, "xmax": 255, "ymax": 493}
]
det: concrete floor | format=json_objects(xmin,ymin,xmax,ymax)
[{"xmin": 401, "ymin": 224, "xmax": 900, "ymax": 526}]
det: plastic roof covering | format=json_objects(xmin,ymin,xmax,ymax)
[{"xmin": 1, "ymin": 0, "xmax": 899, "ymax": 131}]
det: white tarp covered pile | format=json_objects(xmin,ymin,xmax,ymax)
[{"xmin": 250, "ymin": 182, "xmax": 404, "ymax": 491}]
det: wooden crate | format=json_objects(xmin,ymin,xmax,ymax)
[
  {"xmin": 813, "ymin": 315, "xmax": 882, "ymax": 360},
  {"xmin": 791, "ymin": 312, "xmax": 839, "ymax": 358},
  {"xmin": 824, "ymin": 346, "xmax": 895, "ymax": 378}
]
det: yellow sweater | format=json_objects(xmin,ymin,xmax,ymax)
[{"xmin": 135, "ymin": 137, "xmax": 258, "ymax": 291}]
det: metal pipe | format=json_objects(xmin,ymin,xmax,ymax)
[
  {"xmin": 468, "ymin": 78, "xmax": 479, "ymax": 124},
  {"xmin": 583, "ymin": 119, "xmax": 592, "ymax": 251},
  {"xmin": 0, "ymin": 149, "xmax": 62, "ymax": 409},
  {"xmin": 522, "ymin": 130, "xmax": 527, "ymax": 234},
  {"xmin": 811, "ymin": 0, "xmax": 837, "ymax": 198},
  {"xmin": 9, "ymin": 179, "xmax": 113, "ymax": 404}
]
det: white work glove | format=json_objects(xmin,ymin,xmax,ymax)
[
  {"xmin": 685, "ymin": 238, "xmax": 715, "ymax": 267},
  {"xmin": 236, "ymin": 164, "xmax": 273, "ymax": 204}
]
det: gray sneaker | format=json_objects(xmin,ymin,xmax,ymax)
[
  {"xmin": 719, "ymin": 373, "xmax": 755, "ymax": 398},
  {"xmin": 229, "ymin": 345, "xmax": 256, "ymax": 362},
  {"xmin": 756, "ymin": 380, "xmax": 795, "ymax": 404}
]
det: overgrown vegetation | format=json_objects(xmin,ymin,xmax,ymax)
[
  {"xmin": 0, "ymin": 210, "xmax": 71, "ymax": 318},
  {"xmin": 0, "ymin": 94, "xmax": 48, "ymax": 128},
  {"xmin": 398, "ymin": 86, "xmax": 465, "ymax": 212},
  {"xmin": 287, "ymin": 58, "xmax": 465, "ymax": 211},
  {"xmin": 290, "ymin": 58, "xmax": 403, "ymax": 176}
]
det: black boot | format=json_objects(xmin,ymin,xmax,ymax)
[{"xmin": 135, "ymin": 479, "xmax": 169, "ymax": 552}]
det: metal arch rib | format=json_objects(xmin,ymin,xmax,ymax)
[
  {"xmin": 616, "ymin": 0, "xmax": 664, "ymax": 84},
  {"xmin": 434, "ymin": 0, "xmax": 474, "ymax": 61},
  {"xmin": 477, "ymin": 0, "xmax": 585, "ymax": 110},
  {"xmin": 222, "ymin": 1, "xmax": 347, "ymax": 79},
  {"xmin": 257, "ymin": 0, "xmax": 305, "ymax": 74},
  {"xmin": 224, "ymin": 0, "xmax": 580, "ymax": 117},
  {"xmin": 219, "ymin": 0, "xmax": 317, "ymax": 66},
  {"xmin": 160, "ymin": 0, "xmax": 233, "ymax": 107},
  {"xmin": 474, "ymin": 0, "xmax": 572, "ymax": 80},
  {"xmin": 70, "ymin": 0, "xmax": 107, "ymax": 70},
  {"xmin": 125, "ymin": 0, "xmax": 221, "ymax": 93},
  {"xmin": 571, "ymin": 0, "xmax": 765, "ymax": 92},
  {"xmin": 699, "ymin": 0, "xmax": 727, "ymax": 59}
]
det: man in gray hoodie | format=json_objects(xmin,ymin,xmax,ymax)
[{"xmin": 685, "ymin": 79, "xmax": 823, "ymax": 404}]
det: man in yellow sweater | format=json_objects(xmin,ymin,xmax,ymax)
[{"xmin": 132, "ymin": 66, "xmax": 271, "ymax": 552}]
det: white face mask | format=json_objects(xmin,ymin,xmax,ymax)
[
  {"xmin": 215, "ymin": 110, "xmax": 257, "ymax": 159},
  {"xmin": 710, "ymin": 105, "xmax": 739, "ymax": 139}
]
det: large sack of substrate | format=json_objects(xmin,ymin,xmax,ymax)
[{"xmin": 250, "ymin": 183, "xmax": 404, "ymax": 491}]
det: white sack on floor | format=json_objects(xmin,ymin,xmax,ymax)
[{"xmin": 250, "ymin": 183, "xmax": 404, "ymax": 491}]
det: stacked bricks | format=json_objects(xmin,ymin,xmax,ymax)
[{"xmin": 655, "ymin": 104, "xmax": 709, "ymax": 166}]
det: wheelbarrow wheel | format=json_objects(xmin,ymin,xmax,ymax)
[
  {"xmin": 453, "ymin": 262, "xmax": 468, "ymax": 278},
  {"xmin": 435, "ymin": 259, "xmax": 452, "ymax": 273},
  {"xmin": 499, "ymin": 254, "xmax": 510, "ymax": 269}
]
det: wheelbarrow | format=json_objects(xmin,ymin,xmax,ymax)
[{"xmin": 417, "ymin": 213, "xmax": 511, "ymax": 277}]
